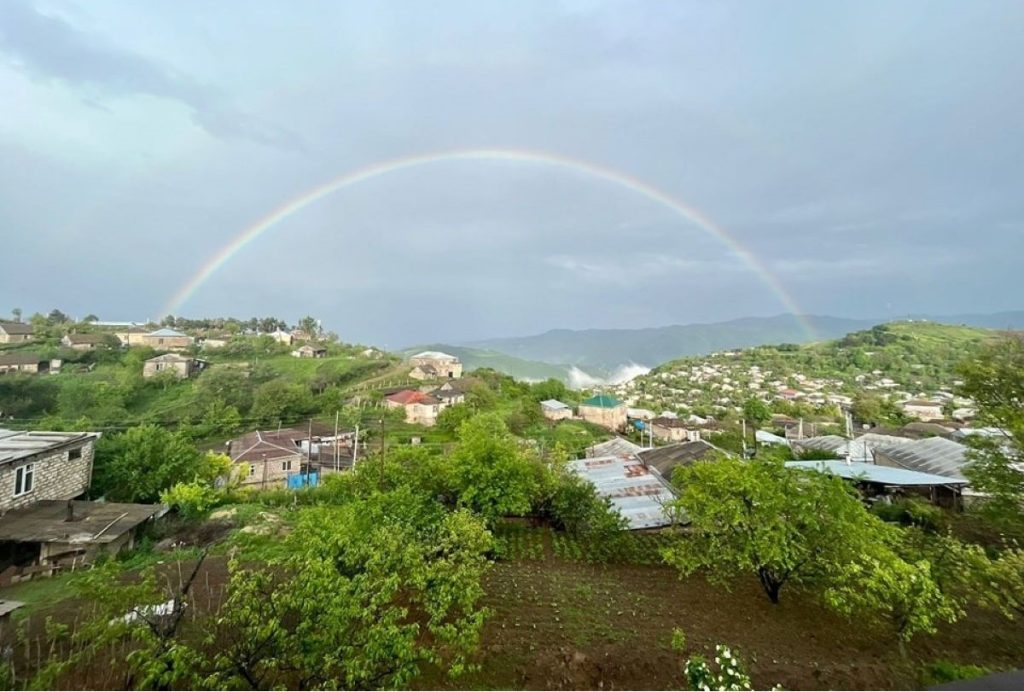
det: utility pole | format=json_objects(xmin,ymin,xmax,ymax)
[
  {"xmin": 353, "ymin": 424, "xmax": 360, "ymax": 468},
  {"xmin": 379, "ymin": 417, "xmax": 386, "ymax": 488},
  {"xmin": 334, "ymin": 410, "xmax": 340, "ymax": 473},
  {"xmin": 306, "ymin": 418, "xmax": 312, "ymax": 487},
  {"xmin": 742, "ymin": 418, "xmax": 748, "ymax": 459}
]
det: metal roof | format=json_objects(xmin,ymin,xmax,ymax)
[
  {"xmin": 581, "ymin": 394, "xmax": 622, "ymax": 408},
  {"xmin": 540, "ymin": 399, "xmax": 570, "ymax": 410},
  {"xmin": 147, "ymin": 327, "xmax": 189, "ymax": 337},
  {"xmin": 411, "ymin": 350, "xmax": 459, "ymax": 361},
  {"xmin": 786, "ymin": 460, "xmax": 968, "ymax": 487},
  {"xmin": 567, "ymin": 454, "xmax": 676, "ymax": 529},
  {"xmin": 796, "ymin": 433, "xmax": 913, "ymax": 463},
  {"xmin": 755, "ymin": 430, "xmax": 790, "ymax": 446},
  {"xmin": 586, "ymin": 437, "xmax": 644, "ymax": 458},
  {"xmin": 0, "ymin": 429, "xmax": 99, "ymax": 465},
  {"xmin": 874, "ymin": 437, "xmax": 971, "ymax": 481}
]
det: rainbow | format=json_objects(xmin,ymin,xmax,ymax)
[{"xmin": 163, "ymin": 147, "xmax": 816, "ymax": 339}]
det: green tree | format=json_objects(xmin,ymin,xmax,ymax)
[
  {"xmin": 446, "ymin": 413, "xmax": 541, "ymax": 524},
  {"xmin": 11, "ymin": 307, "xmax": 21, "ymax": 322},
  {"xmin": 437, "ymin": 403, "xmax": 473, "ymax": 434},
  {"xmin": 978, "ymin": 546, "xmax": 1024, "ymax": 621},
  {"xmin": 742, "ymin": 398, "xmax": 771, "ymax": 428},
  {"xmin": 298, "ymin": 315, "xmax": 319, "ymax": 337},
  {"xmin": 662, "ymin": 457, "xmax": 894, "ymax": 604},
  {"xmin": 92, "ymin": 425, "xmax": 206, "ymax": 502},
  {"xmin": 957, "ymin": 334, "xmax": 1024, "ymax": 526},
  {"xmin": 251, "ymin": 379, "xmax": 315, "ymax": 426}
]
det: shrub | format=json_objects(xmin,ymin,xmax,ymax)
[
  {"xmin": 920, "ymin": 660, "xmax": 988, "ymax": 687},
  {"xmin": 160, "ymin": 481, "xmax": 223, "ymax": 520}
]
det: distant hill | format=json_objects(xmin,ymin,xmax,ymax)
[
  {"xmin": 462, "ymin": 311, "xmax": 1024, "ymax": 374},
  {"xmin": 399, "ymin": 344, "xmax": 573, "ymax": 382}
]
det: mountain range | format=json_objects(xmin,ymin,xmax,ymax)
[{"xmin": 405, "ymin": 311, "xmax": 1024, "ymax": 384}]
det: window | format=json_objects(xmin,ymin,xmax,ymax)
[
  {"xmin": 282, "ymin": 459, "xmax": 292, "ymax": 472},
  {"xmin": 248, "ymin": 464, "xmax": 257, "ymax": 478},
  {"xmin": 14, "ymin": 464, "xmax": 34, "ymax": 497},
  {"xmin": 69, "ymin": 447, "xmax": 82, "ymax": 460}
]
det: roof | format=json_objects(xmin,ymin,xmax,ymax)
[
  {"xmin": 904, "ymin": 399, "xmax": 942, "ymax": 407},
  {"xmin": 581, "ymin": 394, "xmax": 622, "ymax": 409},
  {"xmin": 755, "ymin": 430, "xmax": 790, "ymax": 446},
  {"xmin": 432, "ymin": 387, "xmax": 465, "ymax": 399},
  {"xmin": 0, "ymin": 352, "xmax": 42, "ymax": 366},
  {"xmin": 145, "ymin": 353, "xmax": 194, "ymax": 363},
  {"xmin": 567, "ymin": 454, "xmax": 676, "ymax": 529},
  {"xmin": 540, "ymin": 399, "xmax": 571, "ymax": 411},
  {"xmin": 147, "ymin": 327, "xmax": 189, "ymax": 337},
  {"xmin": 586, "ymin": 437, "xmax": 644, "ymax": 458},
  {"xmin": 411, "ymin": 350, "xmax": 459, "ymax": 361},
  {"xmin": 0, "ymin": 429, "xmax": 99, "ymax": 465},
  {"xmin": 385, "ymin": 389, "xmax": 438, "ymax": 406},
  {"xmin": 651, "ymin": 416, "xmax": 690, "ymax": 429},
  {"xmin": 295, "ymin": 344, "xmax": 326, "ymax": 352},
  {"xmin": 796, "ymin": 433, "xmax": 913, "ymax": 463},
  {"xmin": 63, "ymin": 333, "xmax": 107, "ymax": 344},
  {"xmin": 0, "ymin": 321, "xmax": 33, "ymax": 335},
  {"xmin": 786, "ymin": 460, "xmax": 968, "ymax": 487},
  {"xmin": 0, "ymin": 600, "xmax": 24, "ymax": 618},
  {"xmin": 875, "ymin": 437, "xmax": 971, "ymax": 481},
  {"xmin": 0, "ymin": 500, "xmax": 165, "ymax": 544},
  {"xmin": 414, "ymin": 363, "xmax": 439, "ymax": 374},
  {"xmin": 229, "ymin": 429, "xmax": 304, "ymax": 463},
  {"xmin": 637, "ymin": 440, "xmax": 728, "ymax": 478}
]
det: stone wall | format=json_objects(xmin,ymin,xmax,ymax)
[{"xmin": 0, "ymin": 440, "xmax": 95, "ymax": 514}]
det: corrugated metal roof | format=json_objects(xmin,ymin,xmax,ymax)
[
  {"xmin": 540, "ymin": 399, "xmax": 570, "ymax": 410},
  {"xmin": 568, "ymin": 454, "xmax": 676, "ymax": 529},
  {"xmin": 755, "ymin": 430, "xmax": 790, "ymax": 446},
  {"xmin": 875, "ymin": 437, "xmax": 971, "ymax": 480},
  {"xmin": 0, "ymin": 429, "xmax": 99, "ymax": 465},
  {"xmin": 796, "ymin": 433, "xmax": 913, "ymax": 463},
  {"xmin": 586, "ymin": 437, "xmax": 644, "ymax": 458},
  {"xmin": 147, "ymin": 328, "xmax": 189, "ymax": 337},
  {"xmin": 786, "ymin": 460, "xmax": 968, "ymax": 487}
]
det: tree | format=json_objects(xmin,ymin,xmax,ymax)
[
  {"xmin": 824, "ymin": 552, "xmax": 959, "ymax": 655},
  {"xmin": 205, "ymin": 494, "xmax": 491, "ymax": 689},
  {"xmin": 742, "ymin": 398, "xmax": 770, "ymax": 428},
  {"xmin": 531, "ymin": 378, "xmax": 569, "ymax": 403},
  {"xmin": 662, "ymin": 457, "xmax": 894, "ymax": 604},
  {"xmin": 437, "ymin": 403, "xmax": 473, "ymax": 434},
  {"xmin": 92, "ymin": 425, "xmax": 207, "ymax": 502},
  {"xmin": 977, "ymin": 546, "xmax": 1024, "ymax": 621},
  {"xmin": 445, "ymin": 413, "xmax": 541, "ymax": 524},
  {"xmin": 11, "ymin": 307, "xmax": 21, "ymax": 322},
  {"xmin": 47, "ymin": 308, "xmax": 70, "ymax": 324},
  {"xmin": 82, "ymin": 313, "xmax": 99, "ymax": 323},
  {"xmin": 957, "ymin": 334, "xmax": 1024, "ymax": 526},
  {"xmin": 251, "ymin": 379, "xmax": 316, "ymax": 426},
  {"xmin": 298, "ymin": 315, "xmax": 318, "ymax": 337}
]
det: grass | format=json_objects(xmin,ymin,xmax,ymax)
[{"xmin": 0, "ymin": 574, "xmax": 81, "ymax": 619}]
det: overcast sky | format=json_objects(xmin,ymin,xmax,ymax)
[{"xmin": 2, "ymin": 0, "xmax": 1022, "ymax": 347}]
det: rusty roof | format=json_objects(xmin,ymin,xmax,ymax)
[{"xmin": 567, "ymin": 453, "xmax": 676, "ymax": 529}]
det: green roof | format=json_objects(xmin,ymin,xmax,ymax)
[{"xmin": 582, "ymin": 394, "xmax": 622, "ymax": 408}]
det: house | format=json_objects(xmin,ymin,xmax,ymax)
[
  {"xmin": 114, "ymin": 327, "xmax": 148, "ymax": 346},
  {"xmin": 0, "ymin": 322, "xmax": 33, "ymax": 344},
  {"xmin": 567, "ymin": 453, "xmax": 677, "ymax": 529},
  {"xmin": 755, "ymin": 430, "xmax": 790, "ymax": 447},
  {"xmin": 142, "ymin": 354, "xmax": 201, "ymax": 379},
  {"xmin": 0, "ymin": 353, "xmax": 60, "ymax": 375},
  {"xmin": 578, "ymin": 394, "xmax": 627, "ymax": 431},
  {"xmin": 540, "ymin": 399, "xmax": 573, "ymax": 421},
  {"xmin": 431, "ymin": 386, "xmax": 465, "ymax": 406},
  {"xmin": 384, "ymin": 390, "xmax": 444, "ymax": 426},
  {"xmin": 794, "ymin": 433, "xmax": 913, "ymax": 463},
  {"xmin": 201, "ymin": 338, "xmax": 228, "ymax": 349},
  {"xmin": 636, "ymin": 440, "xmax": 729, "ymax": 484},
  {"xmin": 269, "ymin": 329, "xmax": 293, "ymax": 345},
  {"xmin": 408, "ymin": 351, "xmax": 463, "ymax": 380},
  {"xmin": 227, "ymin": 424, "xmax": 357, "ymax": 489},
  {"xmin": 901, "ymin": 399, "xmax": 945, "ymax": 422},
  {"xmin": 291, "ymin": 344, "xmax": 326, "ymax": 358},
  {"xmin": 0, "ymin": 429, "xmax": 100, "ymax": 514},
  {"xmin": 139, "ymin": 328, "xmax": 194, "ymax": 351},
  {"xmin": 649, "ymin": 416, "xmax": 701, "ymax": 443},
  {"xmin": 61, "ymin": 333, "xmax": 108, "ymax": 351}
]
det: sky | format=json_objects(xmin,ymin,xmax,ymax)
[{"xmin": 1, "ymin": 0, "xmax": 1023, "ymax": 348}]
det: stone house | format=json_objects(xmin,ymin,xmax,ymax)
[
  {"xmin": 408, "ymin": 351, "xmax": 462, "ymax": 380},
  {"xmin": 901, "ymin": 399, "xmax": 945, "ymax": 422},
  {"xmin": 431, "ymin": 386, "xmax": 465, "ymax": 406},
  {"xmin": 227, "ymin": 429, "xmax": 305, "ymax": 489},
  {"xmin": 384, "ymin": 390, "xmax": 444, "ymax": 426},
  {"xmin": 649, "ymin": 416, "xmax": 702, "ymax": 443},
  {"xmin": 0, "ymin": 322, "xmax": 33, "ymax": 344},
  {"xmin": 114, "ymin": 327, "xmax": 148, "ymax": 346},
  {"xmin": 540, "ymin": 399, "xmax": 573, "ymax": 421},
  {"xmin": 142, "ymin": 353, "xmax": 201, "ymax": 379},
  {"xmin": 578, "ymin": 394, "xmax": 627, "ymax": 431},
  {"xmin": 61, "ymin": 333, "xmax": 108, "ymax": 351},
  {"xmin": 291, "ymin": 344, "xmax": 327, "ymax": 358},
  {"xmin": 140, "ymin": 328, "xmax": 194, "ymax": 351},
  {"xmin": 269, "ymin": 329, "xmax": 293, "ymax": 345},
  {"xmin": 0, "ymin": 430, "xmax": 99, "ymax": 514},
  {"xmin": 0, "ymin": 353, "xmax": 60, "ymax": 375}
]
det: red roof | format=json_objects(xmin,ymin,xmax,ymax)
[{"xmin": 385, "ymin": 390, "xmax": 437, "ymax": 405}]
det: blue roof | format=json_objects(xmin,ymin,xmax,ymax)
[
  {"xmin": 786, "ymin": 460, "xmax": 968, "ymax": 487},
  {"xmin": 148, "ymin": 327, "xmax": 188, "ymax": 337}
]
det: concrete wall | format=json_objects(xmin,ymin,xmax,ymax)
[
  {"xmin": 140, "ymin": 335, "xmax": 194, "ymax": 351},
  {"xmin": 542, "ymin": 407, "xmax": 573, "ymax": 421},
  {"xmin": 409, "ymin": 356, "xmax": 463, "ymax": 379},
  {"xmin": 0, "ymin": 362, "xmax": 39, "ymax": 374},
  {"xmin": 0, "ymin": 440, "xmax": 94, "ymax": 514},
  {"xmin": 143, "ymin": 359, "xmax": 194, "ymax": 379},
  {"xmin": 236, "ymin": 454, "xmax": 300, "ymax": 489},
  {"xmin": 0, "ymin": 332, "xmax": 32, "ymax": 344}
]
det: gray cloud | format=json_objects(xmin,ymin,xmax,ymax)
[{"xmin": 0, "ymin": 1, "xmax": 300, "ymax": 148}]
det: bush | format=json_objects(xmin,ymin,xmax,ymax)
[
  {"xmin": 160, "ymin": 482, "xmax": 223, "ymax": 520},
  {"xmin": 920, "ymin": 660, "xmax": 989, "ymax": 686},
  {"xmin": 870, "ymin": 498, "xmax": 946, "ymax": 532}
]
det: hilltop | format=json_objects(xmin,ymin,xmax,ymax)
[
  {"xmin": 399, "ymin": 343, "xmax": 573, "ymax": 382},
  {"xmin": 612, "ymin": 320, "xmax": 1003, "ymax": 421}
]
